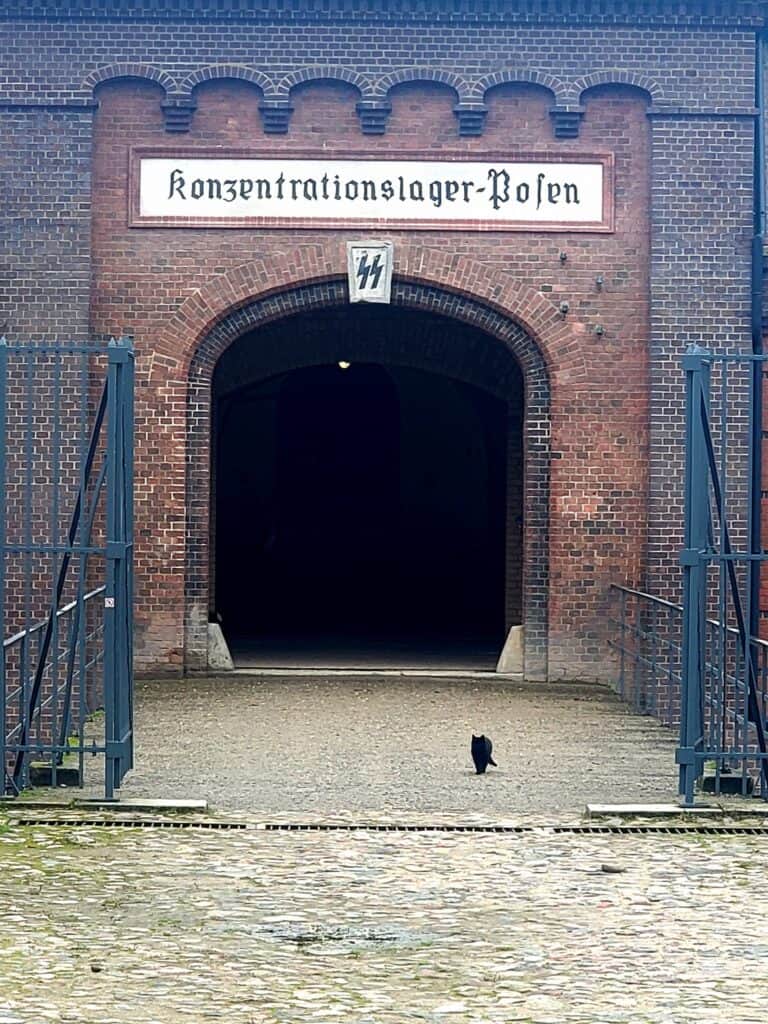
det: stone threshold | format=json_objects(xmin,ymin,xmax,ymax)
[{"xmin": 230, "ymin": 668, "xmax": 524, "ymax": 679}]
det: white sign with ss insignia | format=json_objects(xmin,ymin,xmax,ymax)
[{"xmin": 347, "ymin": 241, "xmax": 393, "ymax": 304}]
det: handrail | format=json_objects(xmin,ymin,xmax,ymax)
[
  {"xmin": 610, "ymin": 584, "xmax": 681, "ymax": 612},
  {"xmin": 3, "ymin": 586, "xmax": 106, "ymax": 650},
  {"xmin": 610, "ymin": 583, "xmax": 768, "ymax": 651}
]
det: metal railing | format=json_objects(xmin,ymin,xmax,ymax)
[
  {"xmin": 1, "ymin": 338, "xmax": 134, "ymax": 799},
  {"xmin": 3, "ymin": 586, "xmax": 105, "ymax": 791},
  {"xmin": 608, "ymin": 585, "xmax": 683, "ymax": 729},
  {"xmin": 609, "ymin": 583, "xmax": 768, "ymax": 799}
]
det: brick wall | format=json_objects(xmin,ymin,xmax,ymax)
[
  {"xmin": 648, "ymin": 119, "xmax": 755, "ymax": 602},
  {"xmin": 0, "ymin": 109, "xmax": 93, "ymax": 340},
  {"xmin": 0, "ymin": 7, "xmax": 760, "ymax": 111},
  {"xmin": 0, "ymin": 0, "xmax": 760, "ymax": 679},
  {"xmin": 83, "ymin": 74, "xmax": 651, "ymax": 677}
]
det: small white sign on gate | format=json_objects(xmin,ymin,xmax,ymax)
[{"xmin": 347, "ymin": 241, "xmax": 393, "ymax": 304}]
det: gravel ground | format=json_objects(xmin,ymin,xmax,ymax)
[
  {"xmin": 80, "ymin": 675, "xmax": 679, "ymax": 813},
  {"xmin": 1, "ymin": 822, "xmax": 767, "ymax": 1023}
]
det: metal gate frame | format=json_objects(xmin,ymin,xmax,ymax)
[
  {"xmin": 678, "ymin": 345, "xmax": 768, "ymax": 803},
  {"xmin": 0, "ymin": 337, "xmax": 134, "ymax": 799}
]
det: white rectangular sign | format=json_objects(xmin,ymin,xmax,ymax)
[
  {"xmin": 131, "ymin": 152, "xmax": 612, "ymax": 231},
  {"xmin": 347, "ymin": 241, "xmax": 394, "ymax": 303}
]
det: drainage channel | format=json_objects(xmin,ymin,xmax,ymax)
[{"xmin": 7, "ymin": 817, "xmax": 768, "ymax": 836}]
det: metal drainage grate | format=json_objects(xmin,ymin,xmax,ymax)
[
  {"xmin": 10, "ymin": 817, "xmax": 248, "ymax": 829},
  {"xmin": 6, "ymin": 817, "xmax": 768, "ymax": 836}
]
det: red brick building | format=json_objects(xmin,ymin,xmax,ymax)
[{"xmin": 1, "ymin": 0, "xmax": 764, "ymax": 681}]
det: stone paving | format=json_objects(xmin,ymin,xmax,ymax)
[
  {"xmin": 79, "ymin": 675, "xmax": 679, "ymax": 812},
  {"xmin": 1, "ymin": 820, "xmax": 767, "ymax": 1024},
  {"xmin": 2, "ymin": 676, "xmax": 754, "ymax": 1022}
]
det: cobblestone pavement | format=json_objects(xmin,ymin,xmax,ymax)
[
  {"xmin": 1, "ymin": 821, "xmax": 767, "ymax": 1024},
  {"xmin": 82, "ymin": 676, "xmax": 678, "ymax": 812}
]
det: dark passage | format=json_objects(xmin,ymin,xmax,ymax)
[{"xmin": 212, "ymin": 307, "xmax": 521, "ymax": 669}]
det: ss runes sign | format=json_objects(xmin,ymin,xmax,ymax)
[{"xmin": 347, "ymin": 241, "xmax": 393, "ymax": 304}]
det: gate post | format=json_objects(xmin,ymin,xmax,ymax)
[
  {"xmin": 103, "ymin": 337, "xmax": 135, "ymax": 799},
  {"xmin": 677, "ymin": 346, "xmax": 711, "ymax": 805}
]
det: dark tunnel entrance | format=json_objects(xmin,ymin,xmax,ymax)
[{"xmin": 212, "ymin": 306, "xmax": 524, "ymax": 670}]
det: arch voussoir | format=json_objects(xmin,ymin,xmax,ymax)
[
  {"xmin": 177, "ymin": 243, "xmax": 575, "ymax": 679},
  {"xmin": 169, "ymin": 244, "xmax": 585, "ymax": 384}
]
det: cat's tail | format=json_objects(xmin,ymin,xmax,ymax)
[{"xmin": 489, "ymin": 756, "xmax": 497, "ymax": 767}]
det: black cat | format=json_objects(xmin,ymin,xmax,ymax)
[{"xmin": 471, "ymin": 734, "xmax": 497, "ymax": 774}]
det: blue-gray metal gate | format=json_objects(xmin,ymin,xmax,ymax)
[
  {"xmin": 0, "ymin": 337, "xmax": 134, "ymax": 800},
  {"xmin": 678, "ymin": 346, "xmax": 768, "ymax": 803}
]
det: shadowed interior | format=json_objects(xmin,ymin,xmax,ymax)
[{"xmin": 212, "ymin": 306, "xmax": 523, "ymax": 669}]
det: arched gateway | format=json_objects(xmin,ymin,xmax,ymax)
[{"xmin": 181, "ymin": 273, "xmax": 552, "ymax": 679}]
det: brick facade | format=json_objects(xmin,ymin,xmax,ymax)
[{"xmin": 0, "ymin": 0, "xmax": 762, "ymax": 679}]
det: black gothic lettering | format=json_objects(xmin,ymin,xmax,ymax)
[
  {"xmin": 488, "ymin": 168, "xmax": 510, "ymax": 210},
  {"xmin": 168, "ymin": 168, "xmax": 186, "ymax": 200},
  {"xmin": 564, "ymin": 183, "xmax": 580, "ymax": 204},
  {"xmin": 536, "ymin": 172, "xmax": 546, "ymax": 210}
]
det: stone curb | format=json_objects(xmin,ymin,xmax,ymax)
[
  {"xmin": 586, "ymin": 802, "xmax": 768, "ymax": 819},
  {"xmin": 75, "ymin": 798, "xmax": 208, "ymax": 812},
  {"xmin": 0, "ymin": 797, "xmax": 208, "ymax": 813}
]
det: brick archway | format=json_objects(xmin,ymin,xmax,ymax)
[
  {"xmin": 183, "ymin": 270, "xmax": 555, "ymax": 679},
  {"xmin": 160, "ymin": 243, "xmax": 584, "ymax": 382}
]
